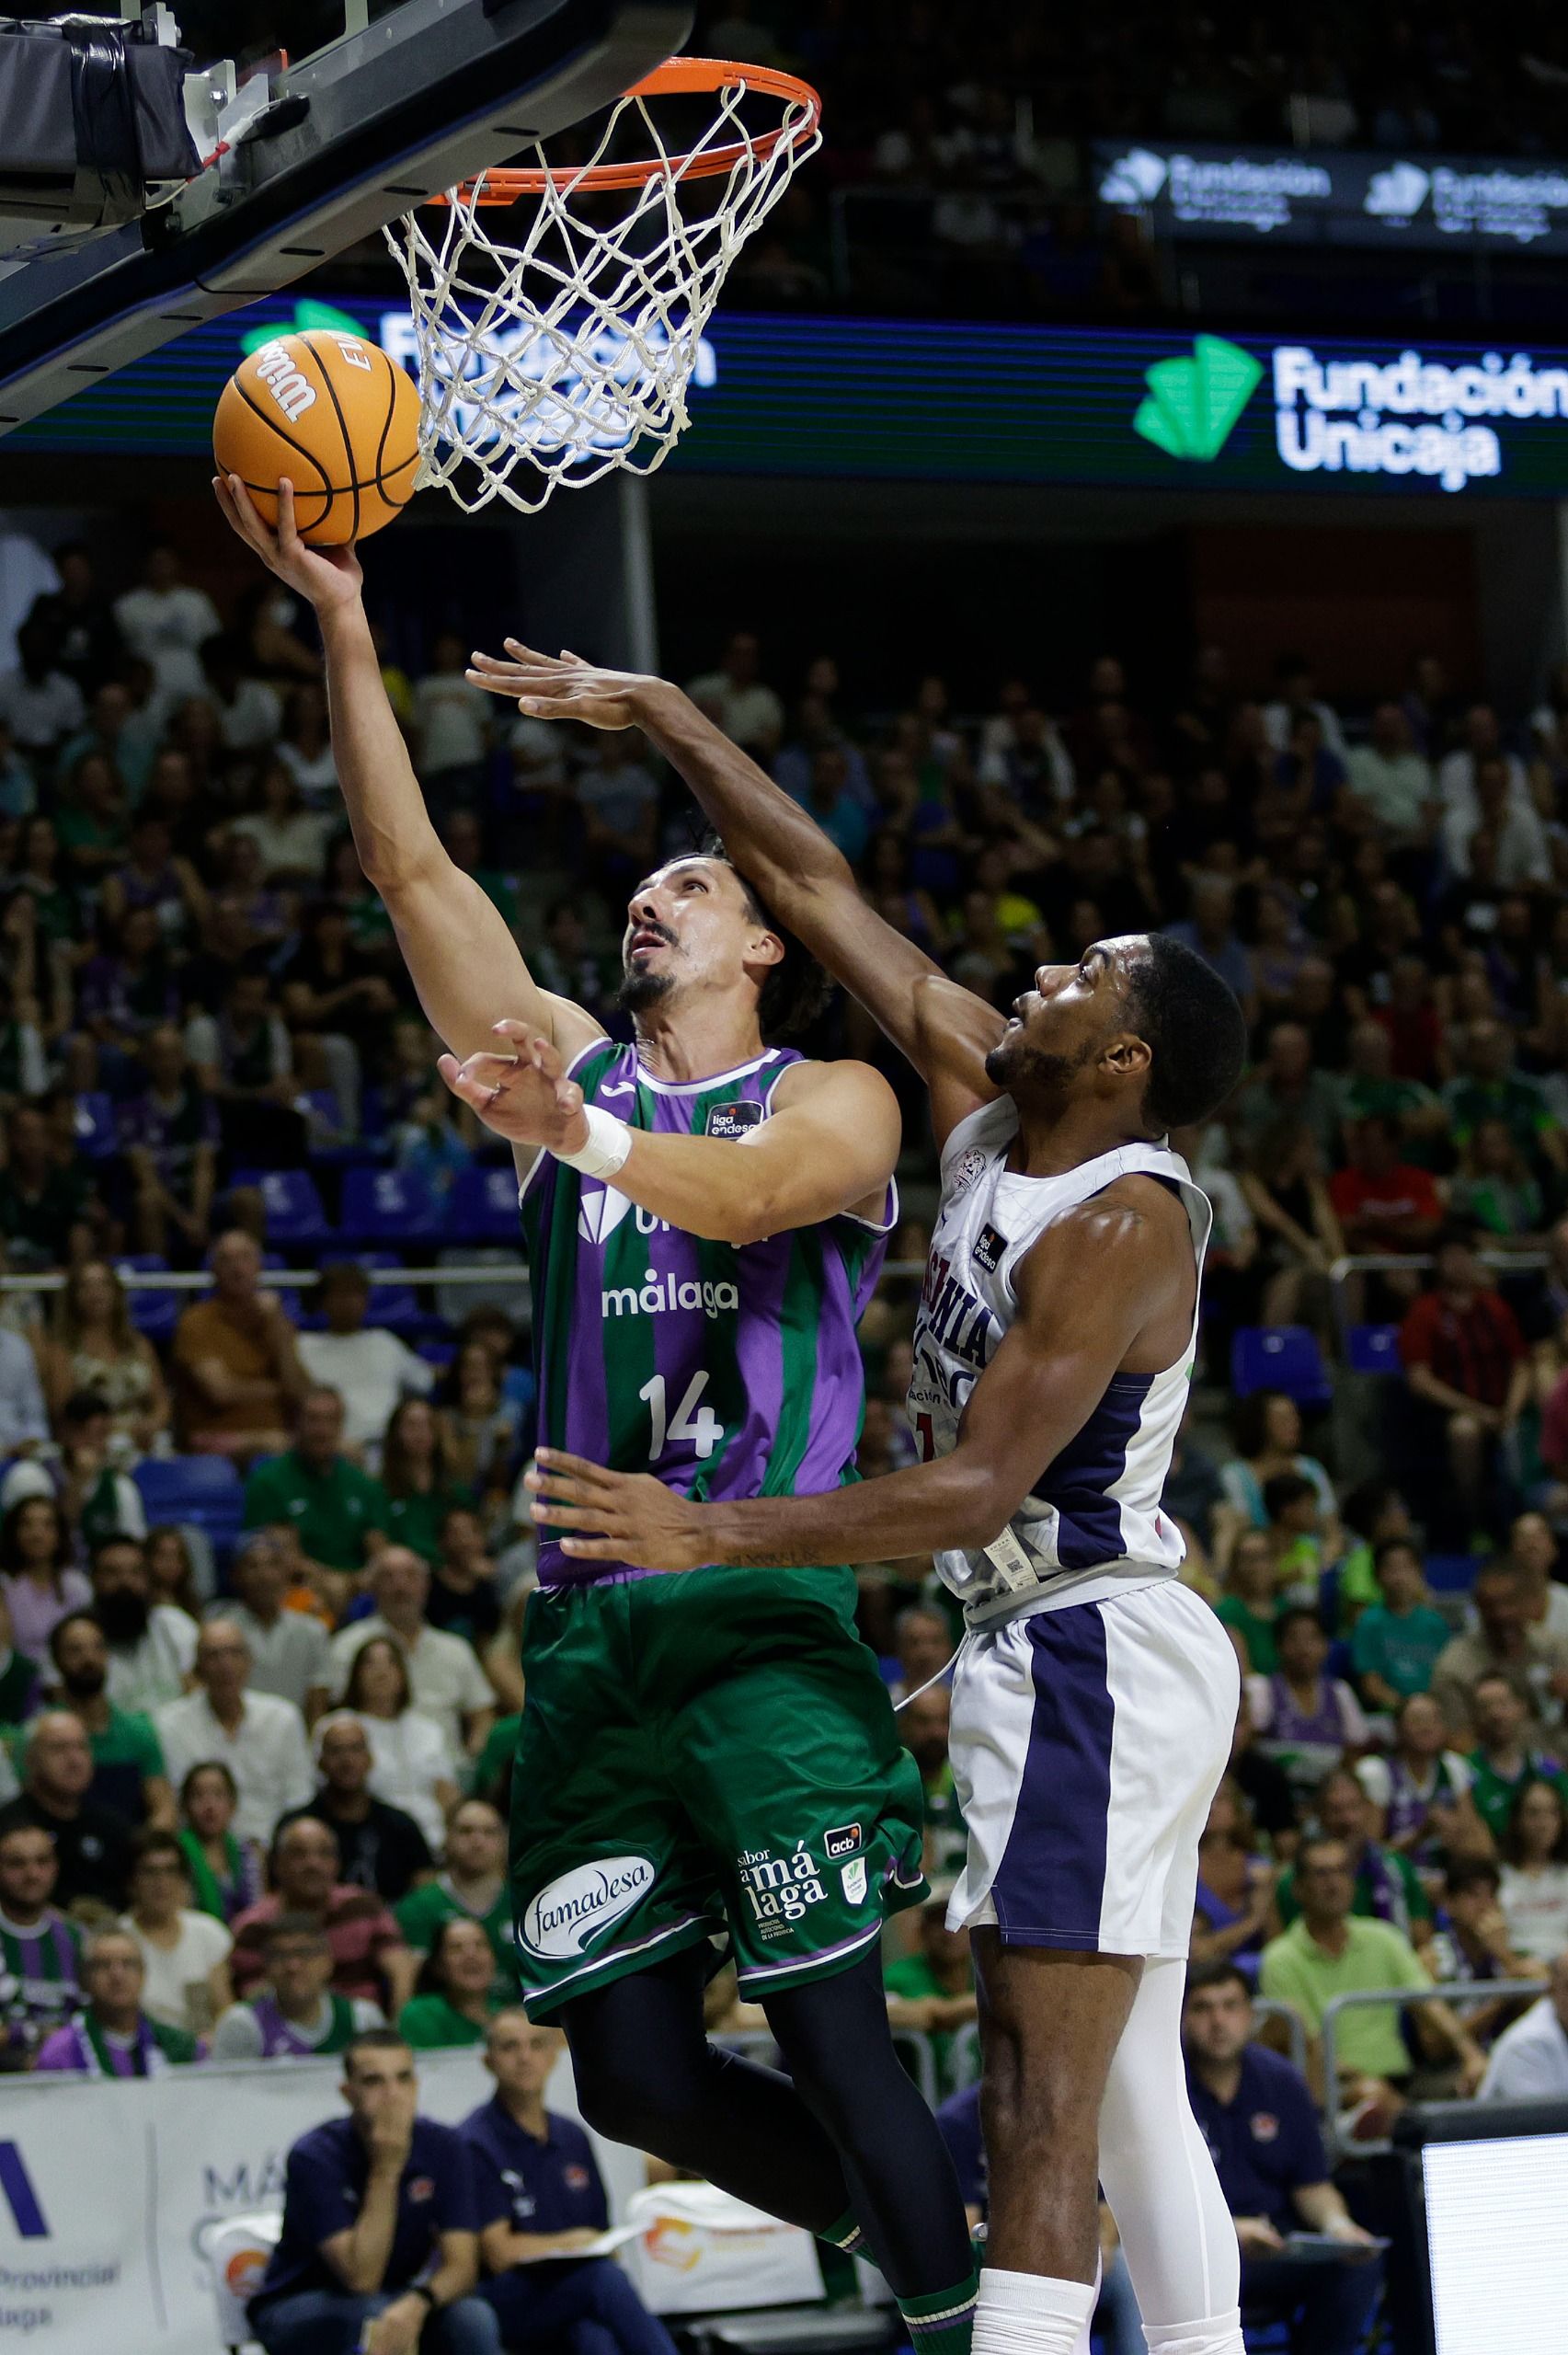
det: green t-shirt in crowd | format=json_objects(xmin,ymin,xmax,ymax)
[
  {"xmin": 1259, "ymin": 1915, "xmax": 1431, "ymax": 2081},
  {"xmin": 395, "ymin": 1875, "xmax": 516, "ymax": 1975},
  {"xmin": 1467, "ymin": 1749, "xmax": 1568, "ymax": 1847},
  {"xmin": 369, "ymin": 1482, "xmax": 475, "ymax": 1566},
  {"xmin": 397, "ymin": 1992, "xmax": 496, "ymax": 2049},
  {"xmin": 1216, "ymin": 1594, "xmax": 1279, "ymax": 1675},
  {"xmin": 243, "ymin": 1448, "xmax": 383, "ymax": 1570},
  {"xmin": 1333, "ymin": 1543, "xmax": 1382, "ymax": 1633},
  {"xmin": 1349, "ymin": 1603, "xmax": 1451, "ymax": 1698},
  {"xmin": 473, "ymin": 1712, "xmax": 521, "ymax": 1807}
]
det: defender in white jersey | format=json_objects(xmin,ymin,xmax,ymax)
[{"xmin": 488, "ymin": 649, "xmax": 1254, "ymax": 2355}]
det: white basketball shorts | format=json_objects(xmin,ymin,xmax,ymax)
[{"xmin": 946, "ymin": 1576, "xmax": 1240, "ymax": 1959}]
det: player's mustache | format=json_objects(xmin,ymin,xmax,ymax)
[{"xmin": 625, "ymin": 923, "xmax": 676, "ymax": 957}]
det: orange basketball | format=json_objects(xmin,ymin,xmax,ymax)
[{"xmin": 213, "ymin": 329, "xmax": 421, "ymax": 546}]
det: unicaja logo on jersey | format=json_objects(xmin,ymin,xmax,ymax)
[
  {"xmin": 578, "ymin": 1183, "xmax": 635, "ymax": 1246},
  {"xmin": 521, "ymin": 1855, "xmax": 655, "ymax": 1959}
]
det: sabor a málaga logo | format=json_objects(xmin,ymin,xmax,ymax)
[{"xmin": 1132, "ymin": 335, "xmax": 1262, "ymax": 462}]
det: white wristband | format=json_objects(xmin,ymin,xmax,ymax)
[{"xmin": 555, "ymin": 1104, "xmax": 633, "ymax": 1180}]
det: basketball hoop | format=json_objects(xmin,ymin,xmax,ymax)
[{"xmin": 383, "ymin": 57, "xmax": 822, "ymax": 514}]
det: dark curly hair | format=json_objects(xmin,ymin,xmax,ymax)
[
  {"xmin": 1125, "ymin": 933, "xmax": 1248, "ymax": 1132},
  {"xmin": 694, "ymin": 832, "xmax": 832, "ymax": 1040}
]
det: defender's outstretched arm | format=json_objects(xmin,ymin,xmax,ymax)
[{"xmin": 470, "ymin": 645, "xmax": 1004, "ymax": 1150}]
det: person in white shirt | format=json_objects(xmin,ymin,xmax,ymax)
[
  {"xmin": 1436, "ymin": 702, "xmax": 1536, "ymax": 823},
  {"xmin": 206, "ymin": 1533, "xmax": 332, "ymax": 1719},
  {"xmin": 120, "ymin": 1826, "xmax": 233, "ymax": 2034},
  {"xmin": 413, "ymin": 631, "xmax": 493, "ymax": 784},
  {"xmin": 323, "ymin": 1660, "xmax": 456, "ymax": 1854},
  {"xmin": 1345, "ymin": 704, "xmax": 1436, "ymax": 842},
  {"xmin": 0, "ymin": 1326, "xmax": 49, "ymax": 1455},
  {"xmin": 0, "ymin": 620, "xmax": 86, "ymax": 758},
  {"xmin": 1479, "ymin": 1952, "xmax": 1568, "ymax": 2100},
  {"xmin": 200, "ymin": 632, "xmax": 283, "ymax": 753},
  {"xmin": 297, "ymin": 1264, "xmax": 433, "ymax": 1464},
  {"xmin": 1441, "ymin": 753, "xmax": 1551, "ymax": 888},
  {"xmin": 113, "ymin": 545, "xmax": 221, "ymax": 704},
  {"xmin": 92, "ymin": 1533, "xmax": 197, "ymax": 1713},
  {"xmin": 1261, "ymin": 657, "xmax": 1347, "ymax": 762},
  {"xmin": 327, "ymin": 1549, "xmax": 496, "ymax": 1757},
  {"xmin": 1498, "ymin": 1780, "xmax": 1568, "ymax": 1964},
  {"xmin": 155, "ymin": 1618, "xmax": 314, "ymax": 1845},
  {"xmin": 685, "ymin": 631, "xmax": 784, "ymax": 757}
]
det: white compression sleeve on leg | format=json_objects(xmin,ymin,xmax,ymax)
[
  {"xmin": 1094, "ymin": 1959, "xmax": 1244, "ymax": 2355},
  {"xmin": 972, "ymin": 2267, "xmax": 1097, "ymax": 2355}
]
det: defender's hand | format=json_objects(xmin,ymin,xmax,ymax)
[
  {"xmin": 438, "ymin": 1022, "xmax": 590, "ymax": 1154},
  {"xmin": 526, "ymin": 1450, "xmax": 712, "ymax": 1572},
  {"xmin": 467, "ymin": 640, "xmax": 651, "ymax": 731},
  {"xmin": 212, "ymin": 473, "xmax": 363, "ymax": 615}
]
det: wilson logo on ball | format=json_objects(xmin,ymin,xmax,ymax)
[{"xmin": 251, "ymin": 340, "xmax": 317, "ymax": 424}]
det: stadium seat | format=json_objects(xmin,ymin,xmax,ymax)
[
  {"xmin": 339, "ymin": 1166, "xmax": 442, "ymax": 1245},
  {"xmin": 235, "ymin": 1166, "xmax": 330, "ymax": 1248},
  {"xmin": 1230, "ymin": 1326, "xmax": 1333, "ymax": 1408},
  {"xmin": 114, "ymin": 1255, "xmax": 181, "ymax": 1343},
  {"xmin": 133, "ymin": 1455, "xmax": 246, "ymax": 1557},
  {"xmin": 1346, "ymin": 1322, "xmax": 1402, "ymax": 1375},
  {"xmin": 1424, "ymin": 1553, "xmax": 1482, "ymax": 1596},
  {"xmin": 448, "ymin": 1162, "xmax": 525, "ymax": 1243},
  {"xmin": 71, "ymin": 1090, "xmax": 118, "ymax": 1159}
]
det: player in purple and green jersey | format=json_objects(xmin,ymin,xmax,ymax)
[
  {"xmin": 215, "ymin": 477, "xmax": 979, "ymax": 2355},
  {"xmin": 521, "ymin": 1036, "xmax": 890, "ymax": 1584}
]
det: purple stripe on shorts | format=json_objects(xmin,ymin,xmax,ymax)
[{"xmin": 992, "ymin": 1606, "xmax": 1114, "ymax": 1946}]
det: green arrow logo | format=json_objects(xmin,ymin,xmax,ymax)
[
  {"xmin": 1133, "ymin": 334, "xmax": 1262, "ymax": 461},
  {"xmin": 240, "ymin": 299, "xmax": 364, "ymax": 357}
]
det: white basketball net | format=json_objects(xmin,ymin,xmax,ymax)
[{"xmin": 383, "ymin": 72, "xmax": 821, "ymax": 514}]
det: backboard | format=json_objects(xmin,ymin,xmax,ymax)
[{"xmin": 0, "ymin": 0, "xmax": 691, "ymax": 431}]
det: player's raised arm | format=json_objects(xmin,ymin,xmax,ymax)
[
  {"xmin": 213, "ymin": 479, "xmax": 604, "ymax": 1071},
  {"xmin": 440, "ymin": 1023, "xmax": 899, "ymax": 1244},
  {"xmin": 468, "ymin": 644, "xmax": 1003, "ymax": 1147},
  {"xmin": 526, "ymin": 1179, "xmax": 1189, "ymax": 1570}
]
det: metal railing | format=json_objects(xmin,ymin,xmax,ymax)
[{"xmin": 1319, "ymin": 1977, "xmax": 1547, "ymax": 2161}]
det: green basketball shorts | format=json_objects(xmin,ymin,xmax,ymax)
[{"xmin": 508, "ymin": 1565, "xmax": 929, "ymax": 2016}]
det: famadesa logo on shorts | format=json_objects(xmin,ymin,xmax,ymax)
[{"xmin": 521, "ymin": 1855, "xmax": 655, "ymax": 1959}]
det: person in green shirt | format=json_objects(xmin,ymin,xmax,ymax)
[
  {"xmin": 1331, "ymin": 1481, "xmax": 1417, "ymax": 1635},
  {"xmin": 1259, "ymin": 1837, "xmax": 1485, "ymax": 2106},
  {"xmin": 1349, "ymin": 1539, "xmax": 1452, "ymax": 1713},
  {"xmin": 47, "ymin": 1610, "xmax": 172, "ymax": 1829},
  {"xmin": 372, "ymin": 1396, "xmax": 473, "ymax": 1566},
  {"xmin": 1273, "ymin": 1769, "xmax": 1433, "ymax": 1947},
  {"xmin": 1214, "ymin": 1529, "xmax": 1281, "ymax": 1674},
  {"xmin": 1467, "ymin": 1670, "xmax": 1568, "ymax": 1847},
  {"xmin": 397, "ymin": 1914, "xmax": 499, "ymax": 2048},
  {"xmin": 472, "ymin": 1711, "xmax": 521, "ymax": 1809},
  {"xmin": 884, "ymin": 1891, "xmax": 978, "ymax": 2102},
  {"xmin": 243, "ymin": 1386, "xmax": 383, "ymax": 1603},
  {"xmin": 395, "ymin": 1797, "xmax": 513, "ymax": 1972}
]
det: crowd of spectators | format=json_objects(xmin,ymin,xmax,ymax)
[
  {"xmin": 4, "ymin": 515, "xmax": 1568, "ymax": 2349},
  {"xmin": 673, "ymin": 1, "xmax": 1568, "ymax": 316}
]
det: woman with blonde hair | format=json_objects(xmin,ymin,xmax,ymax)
[{"xmin": 40, "ymin": 1258, "xmax": 168, "ymax": 1452}]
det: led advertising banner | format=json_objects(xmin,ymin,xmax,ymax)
[
  {"xmin": 18, "ymin": 296, "xmax": 1568, "ymax": 500},
  {"xmin": 1094, "ymin": 140, "xmax": 1568, "ymax": 251}
]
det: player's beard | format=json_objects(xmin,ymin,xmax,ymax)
[
  {"xmin": 618, "ymin": 963, "xmax": 675, "ymax": 1016},
  {"xmin": 986, "ymin": 1028, "xmax": 1097, "ymax": 1100}
]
